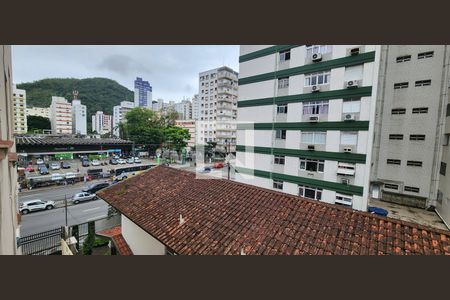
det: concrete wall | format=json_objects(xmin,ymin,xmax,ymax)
[{"xmin": 121, "ymin": 215, "xmax": 166, "ymax": 255}]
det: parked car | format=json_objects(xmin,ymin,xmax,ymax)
[
  {"xmin": 82, "ymin": 182, "xmax": 110, "ymax": 194},
  {"xmin": 25, "ymin": 167, "xmax": 35, "ymax": 172},
  {"xmin": 20, "ymin": 200, "xmax": 55, "ymax": 215},
  {"xmin": 50, "ymin": 162, "xmax": 60, "ymax": 170},
  {"xmin": 117, "ymin": 158, "xmax": 126, "ymax": 164},
  {"xmin": 82, "ymin": 160, "xmax": 90, "ymax": 167},
  {"xmin": 126, "ymin": 158, "xmax": 134, "ymax": 164},
  {"xmin": 72, "ymin": 192, "xmax": 98, "ymax": 204},
  {"xmin": 38, "ymin": 165, "xmax": 49, "ymax": 175},
  {"xmin": 213, "ymin": 162, "xmax": 224, "ymax": 169},
  {"xmin": 134, "ymin": 157, "xmax": 141, "ymax": 163},
  {"xmin": 36, "ymin": 158, "xmax": 44, "ymax": 165},
  {"xmin": 109, "ymin": 159, "xmax": 118, "ymax": 165},
  {"xmin": 62, "ymin": 162, "xmax": 71, "ymax": 169},
  {"xmin": 91, "ymin": 159, "xmax": 101, "ymax": 166}
]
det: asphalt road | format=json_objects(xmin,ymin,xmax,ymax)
[{"xmin": 19, "ymin": 199, "xmax": 111, "ymax": 236}]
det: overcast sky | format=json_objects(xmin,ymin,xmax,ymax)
[{"xmin": 12, "ymin": 45, "xmax": 239, "ymax": 102}]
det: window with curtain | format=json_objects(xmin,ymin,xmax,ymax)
[
  {"xmin": 301, "ymin": 132, "xmax": 326, "ymax": 144},
  {"xmin": 303, "ymin": 101, "xmax": 329, "ymax": 115},
  {"xmin": 304, "ymin": 71, "xmax": 331, "ymax": 87},
  {"xmin": 306, "ymin": 45, "xmax": 333, "ymax": 57},
  {"xmin": 340, "ymin": 132, "xmax": 358, "ymax": 145},
  {"xmin": 344, "ymin": 65, "xmax": 363, "ymax": 81}
]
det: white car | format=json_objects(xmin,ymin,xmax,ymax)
[
  {"xmin": 50, "ymin": 162, "xmax": 60, "ymax": 170},
  {"xmin": 117, "ymin": 158, "xmax": 126, "ymax": 164},
  {"xmin": 65, "ymin": 172, "xmax": 76, "ymax": 179},
  {"xmin": 20, "ymin": 200, "xmax": 55, "ymax": 215},
  {"xmin": 91, "ymin": 160, "xmax": 101, "ymax": 166},
  {"xmin": 51, "ymin": 173, "xmax": 64, "ymax": 181},
  {"xmin": 36, "ymin": 158, "xmax": 44, "ymax": 165},
  {"xmin": 134, "ymin": 157, "xmax": 141, "ymax": 163},
  {"xmin": 72, "ymin": 192, "xmax": 98, "ymax": 204}
]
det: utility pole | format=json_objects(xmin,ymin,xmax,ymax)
[
  {"xmin": 225, "ymin": 139, "xmax": 231, "ymax": 180},
  {"xmin": 64, "ymin": 194, "xmax": 68, "ymax": 227}
]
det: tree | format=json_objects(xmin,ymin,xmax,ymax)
[
  {"xmin": 27, "ymin": 115, "xmax": 50, "ymax": 133},
  {"xmin": 161, "ymin": 106, "xmax": 179, "ymax": 127},
  {"xmin": 163, "ymin": 126, "xmax": 191, "ymax": 155}
]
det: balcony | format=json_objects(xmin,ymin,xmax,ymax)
[
  {"xmin": 218, "ymin": 71, "xmax": 236, "ymax": 80},
  {"xmin": 217, "ymin": 87, "xmax": 234, "ymax": 95}
]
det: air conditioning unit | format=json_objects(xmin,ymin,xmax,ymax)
[
  {"xmin": 346, "ymin": 80, "xmax": 359, "ymax": 88},
  {"xmin": 312, "ymin": 53, "xmax": 322, "ymax": 62},
  {"xmin": 311, "ymin": 85, "xmax": 320, "ymax": 92},
  {"xmin": 350, "ymin": 47, "xmax": 360, "ymax": 56},
  {"xmin": 343, "ymin": 147, "xmax": 353, "ymax": 153},
  {"xmin": 309, "ymin": 116, "xmax": 319, "ymax": 122},
  {"xmin": 341, "ymin": 178, "xmax": 350, "ymax": 185},
  {"xmin": 307, "ymin": 145, "xmax": 315, "ymax": 150},
  {"xmin": 344, "ymin": 113, "xmax": 356, "ymax": 121}
]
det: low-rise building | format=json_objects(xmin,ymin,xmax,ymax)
[{"xmin": 175, "ymin": 119, "xmax": 196, "ymax": 149}]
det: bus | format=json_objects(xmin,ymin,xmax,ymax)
[{"xmin": 110, "ymin": 164, "xmax": 155, "ymax": 181}]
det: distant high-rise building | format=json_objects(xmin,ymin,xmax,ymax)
[
  {"xmin": 134, "ymin": 77, "xmax": 152, "ymax": 108},
  {"xmin": 12, "ymin": 86, "xmax": 27, "ymax": 134},
  {"xmin": 50, "ymin": 96, "xmax": 72, "ymax": 134},
  {"xmin": 92, "ymin": 111, "xmax": 112, "ymax": 135},
  {"xmin": 191, "ymin": 94, "xmax": 200, "ymax": 120},
  {"xmin": 26, "ymin": 106, "xmax": 50, "ymax": 118},
  {"xmin": 175, "ymin": 99, "xmax": 192, "ymax": 120},
  {"xmin": 113, "ymin": 101, "xmax": 135, "ymax": 137},
  {"xmin": 71, "ymin": 91, "xmax": 87, "ymax": 135}
]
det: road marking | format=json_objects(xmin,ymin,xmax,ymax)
[
  {"xmin": 83, "ymin": 207, "xmax": 101, "ymax": 212},
  {"xmin": 86, "ymin": 215, "xmax": 107, "ymax": 221}
]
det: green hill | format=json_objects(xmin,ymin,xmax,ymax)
[{"xmin": 17, "ymin": 78, "xmax": 134, "ymax": 118}]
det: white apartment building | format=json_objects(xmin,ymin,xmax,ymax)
[
  {"xmin": 236, "ymin": 45, "xmax": 380, "ymax": 211},
  {"xmin": 113, "ymin": 101, "xmax": 135, "ymax": 137},
  {"xmin": 175, "ymin": 99, "xmax": 192, "ymax": 120},
  {"xmin": 198, "ymin": 66, "xmax": 238, "ymax": 153},
  {"xmin": 50, "ymin": 96, "xmax": 72, "ymax": 134},
  {"xmin": 92, "ymin": 111, "xmax": 112, "ymax": 135},
  {"xmin": 191, "ymin": 94, "xmax": 200, "ymax": 120},
  {"xmin": 26, "ymin": 106, "xmax": 50, "ymax": 118},
  {"xmin": 175, "ymin": 119, "xmax": 196, "ymax": 149},
  {"xmin": 12, "ymin": 86, "xmax": 27, "ymax": 134},
  {"xmin": 72, "ymin": 99, "xmax": 87, "ymax": 135}
]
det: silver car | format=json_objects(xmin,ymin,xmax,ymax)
[{"xmin": 72, "ymin": 192, "xmax": 98, "ymax": 204}]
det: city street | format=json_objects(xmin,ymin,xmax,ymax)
[{"xmin": 20, "ymin": 199, "xmax": 110, "ymax": 236}]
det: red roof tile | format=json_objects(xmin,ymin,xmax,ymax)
[
  {"xmin": 97, "ymin": 226, "xmax": 133, "ymax": 255},
  {"xmin": 97, "ymin": 166, "xmax": 450, "ymax": 255}
]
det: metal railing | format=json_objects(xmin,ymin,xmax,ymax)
[{"xmin": 18, "ymin": 227, "xmax": 64, "ymax": 255}]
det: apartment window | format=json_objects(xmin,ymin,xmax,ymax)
[
  {"xmin": 410, "ymin": 134, "xmax": 425, "ymax": 141},
  {"xmin": 306, "ymin": 45, "xmax": 332, "ymax": 56},
  {"xmin": 389, "ymin": 134, "xmax": 404, "ymax": 140},
  {"xmin": 335, "ymin": 193, "xmax": 353, "ymax": 206},
  {"xmin": 301, "ymin": 132, "xmax": 326, "ymax": 144},
  {"xmin": 415, "ymin": 80, "xmax": 431, "ymax": 87},
  {"xmin": 278, "ymin": 77, "xmax": 289, "ymax": 89},
  {"xmin": 298, "ymin": 185, "xmax": 323, "ymax": 200},
  {"xmin": 303, "ymin": 101, "xmax": 329, "ymax": 115},
  {"xmin": 304, "ymin": 71, "xmax": 331, "ymax": 86},
  {"xmin": 404, "ymin": 186, "xmax": 420, "ymax": 193},
  {"xmin": 299, "ymin": 158, "xmax": 324, "ymax": 172},
  {"xmin": 407, "ymin": 160, "xmax": 423, "ymax": 167},
  {"xmin": 273, "ymin": 180, "xmax": 284, "ymax": 190},
  {"xmin": 384, "ymin": 184, "xmax": 399, "ymax": 190},
  {"xmin": 277, "ymin": 104, "xmax": 288, "ymax": 114},
  {"xmin": 342, "ymin": 99, "xmax": 361, "ymax": 113},
  {"xmin": 387, "ymin": 159, "xmax": 401, "ymax": 165},
  {"xmin": 443, "ymin": 134, "xmax": 450, "ymax": 146},
  {"xmin": 279, "ymin": 50, "xmax": 291, "ymax": 61},
  {"xmin": 340, "ymin": 132, "xmax": 358, "ymax": 145},
  {"xmin": 274, "ymin": 155, "xmax": 285, "ymax": 165},
  {"xmin": 396, "ymin": 55, "xmax": 411, "ymax": 63},
  {"xmin": 394, "ymin": 82, "xmax": 409, "ymax": 89},
  {"xmin": 440, "ymin": 162, "xmax": 447, "ymax": 176},
  {"xmin": 391, "ymin": 108, "xmax": 406, "ymax": 115},
  {"xmin": 418, "ymin": 51, "xmax": 434, "ymax": 59},
  {"xmin": 275, "ymin": 129, "xmax": 286, "ymax": 140},
  {"xmin": 412, "ymin": 107, "xmax": 428, "ymax": 114}
]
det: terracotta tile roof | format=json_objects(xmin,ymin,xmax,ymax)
[
  {"xmin": 97, "ymin": 226, "xmax": 133, "ymax": 255},
  {"xmin": 97, "ymin": 166, "xmax": 450, "ymax": 255}
]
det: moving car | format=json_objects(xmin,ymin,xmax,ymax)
[
  {"xmin": 117, "ymin": 158, "xmax": 126, "ymax": 164},
  {"xmin": 62, "ymin": 162, "xmax": 71, "ymax": 169},
  {"xmin": 72, "ymin": 192, "xmax": 98, "ymax": 204},
  {"xmin": 50, "ymin": 162, "xmax": 61, "ymax": 170},
  {"xmin": 134, "ymin": 157, "xmax": 141, "ymax": 163},
  {"xmin": 36, "ymin": 158, "xmax": 44, "ymax": 165},
  {"xmin": 213, "ymin": 162, "xmax": 224, "ymax": 169},
  {"xmin": 82, "ymin": 159, "xmax": 90, "ymax": 167},
  {"xmin": 82, "ymin": 182, "xmax": 110, "ymax": 194},
  {"xmin": 91, "ymin": 159, "xmax": 101, "ymax": 166},
  {"xmin": 126, "ymin": 158, "xmax": 134, "ymax": 164},
  {"xmin": 38, "ymin": 165, "xmax": 49, "ymax": 175},
  {"xmin": 109, "ymin": 159, "xmax": 118, "ymax": 165},
  {"xmin": 113, "ymin": 171, "xmax": 136, "ymax": 182},
  {"xmin": 20, "ymin": 200, "xmax": 55, "ymax": 215}
]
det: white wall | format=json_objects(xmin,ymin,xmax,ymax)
[
  {"xmin": 121, "ymin": 215, "xmax": 166, "ymax": 255},
  {"xmin": 239, "ymin": 80, "xmax": 275, "ymax": 101}
]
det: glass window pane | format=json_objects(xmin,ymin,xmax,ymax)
[
  {"xmin": 341, "ymin": 133, "xmax": 358, "ymax": 145},
  {"xmin": 304, "ymin": 188, "xmax": 316, "ymax": 199},
  {"xmin": 302, "ymin": 133, "xmax": 313, "ymax": 143}
]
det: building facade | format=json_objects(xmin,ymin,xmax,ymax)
[
  {"xmin": 198, "ymin": 66, "xmax": 239, "ymax": 153},
  {"xmin": 92, "ymin": 111, "xmax": 112, "ymax": 135},
  {"xmin": 71, "ymin": 99, "xmax": 87, "ymax": 135},
  {"xmin": 134, "ymin": 77, "xmax": 152, "ymax": 108},
  {"xmin": 0, "ymin": 45, "xmax": 20, "ymax": 254},
  {"xmin": 50, "ymin": 96, "xmax": 72, "ymax": 134},
  {"xmin": 175, "ymin": 119, "xmax": 196, "ymax": 149},
  {"xmin": 12, "ymin": 86, "xmax": 27, "ymax": 134},
  {"xmin": 236, "ymin": 45, "xmax": 381, "ymax": 211},
  {"xmin": 113, "ymin": 101, "xmax": 135, "ymax": 137},
  {"xmin": 174, "ymin": 99, "xmax": 192, "ymax": 120},
  {"xmin": 26, "ymin": 106, "xmax": 50, "ymax": 118},
  {"xmin": 191, "ymin": 94, "xmax": 200, "ymax": 120}
]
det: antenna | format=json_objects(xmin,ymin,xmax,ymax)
[
  {"xmin": 72, "ymin": 90, "xmax": 79, "ymax": 100},
  {"xmin": 240, "ymin": 248, "xmax": 246, "ymax": 255}
]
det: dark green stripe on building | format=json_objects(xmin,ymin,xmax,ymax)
[
  {"xmin": 238, "ymin": 51, "xmax": 376, "ymax": 85},
  {"xmin": 235, "ymin": 167, "xmax": 364, "ymax": 196},
  {"xmin": 238, "ymin": 86, "xmax": 372, "ymax": 108},
  {"xmin": 237, "ymin": 121, "xmax": 369, "ymax": 131},
  {"xmin": 236, "ymin": 145, "xmax": 366, "ymax": 164},
  {"xmin": 239, "ymin": 45, "xmax": 301, "ymax": 63}
]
